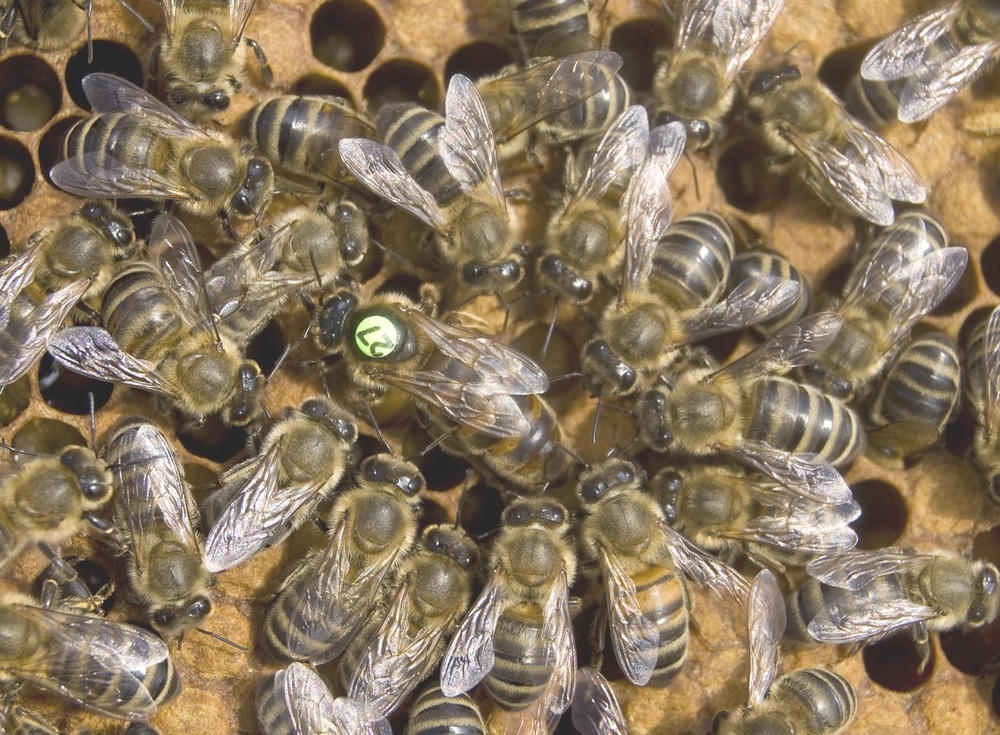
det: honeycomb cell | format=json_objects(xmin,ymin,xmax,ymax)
[
  {"xmin": 37, "ymin": 353, "xmax": 114, "ymax": 415},
  {"xmin": 0, "ymin": 375, "xmax": 31, "ymax": 427},
  {"xmin": 363, "ymin": 59, "xmax": 441, "ymax": 112},
  {"xmin": 458, "ymin": 481, "xmax": 504, "ymax": 537},
  {"xmin": 608, "ymin": 17, "xmax": 671, "ymax": 93},
  {"xmin": 245, "ymin": 319, "xmax": 287, "ymax": 379},
  {"xmin": 418, "ymin": 445, "xmax": 472, "ymax": 492},
  {"xmin": 715, "ymin": 137, "xmax": 789, "ymax": 213},
  {"xmin": 38, "ymin": 114, "xmax": 84, "ymax": 185},
  {"xmin": 33, "ymin": 556, "xmax": 116, "ymax": 615},
  {"xmin": 65, "ymin": 41, "xmax": 143, "ymax": 110},
  {"xmin": 292, "ymin": 73, "xmax": 353, "ymax": 104},
  {"xmin": 0, "ymin": 55, "xmax": 61, "ymax": 132},
  {"xmin": 178, "ymin": 416, "xmax": 247, "ymax": 463},
  {"xmin": 310, "ymin": 0, "xmax": 386, "ymax": 73},
  {"xmin": 444, "ymin": 40, "xmax": 514, "ymax": 83},
  {"xmin": 981, "ymin": 234, "xmax": 1000, "ymax": 298},
  {"xmin": 0, "ymin": 136, "xmax": 34, "ymax": 210},
  {"xmin": 420, "ymin": 497, "xmax": 451, "ymax": 526},
  {"xmin": 184, "ymin": 462, "xmax": 219, "ymax": 489},
  {"xmin": 863, "ymin": 633, "xmax": 935, "ymax": 692},
  {"xmin": 11, "ymin": 418, "xmax": 86, "ymax": 461},
  {"xmin": 849, "ymin": 479, "xmax": 908, "ymax": 549},
  {"xmin": 816, "ymin": 40, "xmax": 877, "ymax": 102},
  {"xmin": 0, "ymin": 220, "xmax": 8, "ymax": 257}
]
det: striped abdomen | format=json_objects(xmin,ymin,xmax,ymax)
[
  {"xmin": 632, "ymin": 563, "xmax": 689, "ymax": 684},
  {"xmin": 510, "ymin": 0, "xmax": 590, "ymax": 54},
  {"xmin": 747, "ymin": 378, "xmax": 864, "ymax": 468},
  {"xmin": 730, "ymin": 250, "xmax": 811, "ymax": 336},
  {"xmin": 63, "ymin": 113, "xmax": 170, "ymax": 173},
  {"xmin": 486, "ymin": 602, "xmax": 551, "ymax": 710},
  {"xmin": 649, "ymin": 212, "xmax": 735, "ymax": 310},
  {"xmin": 871, "ymin": 331, "xmax": 960, "ymax": 430},
  {"xmin": 768, "ymin": 668, "xmax": 858, "ymax": 734},
  {"xmin": 102, "ymin": 263, "xmax": 186, "ymax": 364},
  {"xmin": 843, "ymin": 210, "xmax": 948, "ymax": 296},
  {"xmin": 255, "ymin": 672, "xmax": 295, "ymax": 735},
  {"xmin": 538, "ymin": 74, "xmax": 632, "ymax": 144},
  {"xmin": 403, "ymin": 684, "xmax": 485, "ymax": 735},
  {"xmin": 785, "ymin": 573, "xmax": 907, "ymax": 643},
  {"xmin": 377, "ymin": 104, "xmax": 462, "ymax": 206}
]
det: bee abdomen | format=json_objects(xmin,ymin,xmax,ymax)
[
  {"xmin": 486, "ymin": 603, "xmax": 550, "ymax": 710},
  {"xmin": 633, "ymin": 564, "xmax": 688, "ymax": 684},
  {"xmin": 102, "ymin": 265, "xmax": 185, "ymax": 362},
  {"xmin": 404, "ymin": 684, "xmax": 486, "ymax": 735},
  {"xmin": 540, "ymin": 75, "xmax": 632, "ymax": 143},
  {"xmin": 261, "ymin": 578, "xmax": 344, "ymax": 663},
  {"xmin": 650, "ymin": 212, "xmax": 735, "ymax": 309},
  {"xmin": 771, "ymin": 668, "xmax": 857, "ymax": 734},
  {"xmin": 377, "ymin": 105, "xmax": 461, "ymax": 206},
  {"xmin": 872, "ymin": 331, "xmax": 961, "ymax": 429},
  {"xmin": 730, "ymin": 250, "xmax": 811, "ymax": 336},
  {"xmin": 748, "ymin": 379, "xmax": 864, "ymax": 467},
  {"xmin": 255, "ymin": 672, "xmax": 295, "ymax": 735},
  {"xmin": 63, "ymin": 113, "xmax": 164, "ymax": 171},
  {"xmin": 510, "ymin": 0, "xmax": 589, "ymax": 53}
]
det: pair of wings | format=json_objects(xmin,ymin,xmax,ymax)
[
  {"xmin": 105, "ymin": 421, "xmax": 205, "ymax": 581},
  {"xmin": 674, "ymin": 0, "xmax": 787, "ymax": 87},
  {"xmin": 570, "ymin": 667, "xmax": 628, "ymax": 735},
  {"xmin": 268, "ymin": 663, "xmax": 390, "ymax": 735},
  {"xmin": 974, "ymin": 306, "xmax": 1000, "ymax": 444},
  {"xmin": 804, "ymin": 549, "xmax": 939, "ymax": 643},
  {"xmin": 3, "ymin": 600, "xmax": 170, "ymax": 720},
  {"xmin": 161, "ymin": 0, "xmax": 255, "ymax": 47},
  {"xmin": 49, "ymin": 72, "xmax": 224, "ymax": 203},
  {"xmin": 861, "ymin": 1, "xmax": 1000, "ymax": 123},
  {"xmin": 440, "ymin": 564, "xmax": 575, "ymax": 735}
]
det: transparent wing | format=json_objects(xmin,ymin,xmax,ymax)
[
  {"xmin": 659, "ymin": 519, "xmax": 751, "ymax": 605},
  {"xmin": 79, "ymin": 72, "xmax": 210, "ymax": 140},
  {"xmin": 0, "ymin": 238, "xmax": 44, "ymax": 318},
  {"xmin": 807, "ymin": 598, "xmax": 937, "ymax": 644},
  {"xmin": 282, "ymin": 662, "xmax": 338, "ymax": 734},
  {"xmin": 148, "ymin": 214, "xmax": 215, "ymax": 333},
  {"xmin": 538, "ymin": 567, "xmax": 576, "ymax": 719},
  {"xmin": 328, "ymin": 697, "xmax": 393, "ymax": 735},
  {"xmin": 746, "ymin": 570, "xmax": 785, "ymax": 709},
  {"xmin": 898, "ymin": 41, "xmax": 1000, "ymax": 122},
  {"xmin": 675, "ymin": 0, "xmax": 717, "ymax": 51},
  {"xmin": 839, "ymin": 115, "xmax": 926, "ymax": 204},
  {"xmin": 984, "ymin": 306, "xmax": 1000, "ymax": 439},
  {"xmin": 619, "ymin": 122, "xmax": 687, "ymax": 299},
  {"xmin": 205, "ymin": 226, "xmax": 288, "ymax": 316},
  {"xmin": 685, "ymin": 277, "xmax": 804, "ymax": 344},
  {"xmin": 440, "ymin": 568, "xmax": 505, "ymax": 696},
  {"xmin": 714, "ymin": 0, "xmax": 787, "ymax": 84},
  {"xmin": 598, "ymin": 547, "xmax": 659, "ymax": 686},
  {"xmin": 0, "ymin": 281, "xmax": 90, "ymax": 386},
  {"xmin": 50, "ymin": 151, "xmax": 198, "ymax": 202},
  {"xmin": 571, "ymin": 667, "xmax": 628, "ymax": 735},
  {"xmin": 440, "ymin": 74, "xmax": 506, "ymax": 213},
  {"xmin": 805, "ymin": 549, "xmax": 935, "ymax": 591},
  {"xmin": 160, "ymin": 0, "xmax": 182, "ymax": 37},
  {"xmin": 338, "ymin": 139, "xmax": 449, "ymax": 232},
  {"xmin": 46, "ymin": 326, "xmax": 175, "ymax": 396},
  {"xmin": 228, "ymin": 0, "xmax": 256, "ymax": 43},
  {"xmin": 566, "ymin": 105, "xmax": 649, "ymax": 211},
  {"xmin": 860, "ymin": 3, "xmax": 964, "ymax": 81},
  {"xmin": 723, "ymin": 441, "xmax": 854, "ymax": 504},
  {"xmin": 480, "ymin": 51, "xmax": 623, "ymax": 139}
]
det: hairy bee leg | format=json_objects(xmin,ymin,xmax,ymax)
[{"xmin": 246, "ymin": 38, "xmax": 273, "ymax": 87}]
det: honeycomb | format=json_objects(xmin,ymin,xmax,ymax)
[{"xmin": 1, "ymin": 0, "xmax": 1000, "ymax": 732}]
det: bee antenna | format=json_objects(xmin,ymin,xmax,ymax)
[
  {"xmin": 416, "ymin": 429, "xmax": 455, "ymax": 458},
  {"xmin": 370, "ymin": 238, "xmax": 419, "ymax": 272},
  {"xmin": 84, "ymin": 0, "xmax": 94, "ymax": 62},
  {"xmin": 683, "ymin": 151, "xmax": 701, "ymax": 201},
  {"xmin": 548, "ymin": 371, "xmax": 585, "ymax": 383},
  {"xmin": 87, "ymin": 393, "xmax": 98, "ymax": 452},
  {"xmin": 116, "ymin": 0, "xmax": 154, "ymax": 31},
  {"xmin": 591, "ymin": 396, "xmax": 604, "ymax": 444},
  {"xmin": 454, "ymin": 469, "xmax": 474, "ymax": 530},
  {"xmin": 541, "ymin": 295, "xmax": 559, "ymax": 360},
  {"xmin": 0, "ymin": 441, "xmax": 46, "ymax": 459},
  {"xmin": 498, "ymin": 291, "xmax": 512, "ymax": 334},
  {"xmin": 472, "ymin": 526, "xmax": 500, "ymax": 543},
  {"xmin": 195, "ymin": 627, "xmax": 250, "ymax": 652},
  {"xmin": 308, "ymin": 250, "xmax": 324, "ymax": 291},
  {"xmin": 554, "ymin": 441, "xmax": 588, "ymax": 470},
  {"xmin": 360, "ymin": 399, "xmax": 392, "ymax": 455}
]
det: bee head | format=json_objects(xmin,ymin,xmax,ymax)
[
  {"xmin": 360, "ymin": 454, "xmax": 425, "ymax": 497},
  {"xmin": 581, "ymin": 339, "xmax": 636, "ymax": 397},
  {"xmin": 423, "ymin": 525, "xmax": 478, "ymax": 568},
  {"xmin": 153, "ymin": 596, "xmax": 212, "ymax": 635},
  {"xmin": 332, "ymin": 202, "xmax": 369, "ymax": 267},
  {"xmin": 313, "ymin": 289, "xmax": 358, "ymax": 351},
  {"xmin": 80, "ymin": 202, "xmax": 137, "ymax": 258},
  {"xmin": 653, "ymin": 469, "xmax": 683, "ymax": 524},
  {"xmin": 226, "ymin": 361, "xmax": 266, "ymax": 426},
  {"xmin": 503, "ymin": 497, "xmax": 567, "ymax": 530},
  {"xmin": 637, "ymin": 387, "xmax": 673, "ymax": 451},
  {"xmin": 577, "ymin": 458, "xmax": 644, "ymax": 504},
  {"xmin": 231, "ymin": 157, "xmax": 274, "ymax": 219},
  {"xmin": 800, "ymin": 360, "xmax": 853, "ymax": 401},
  {"xmin": 969, "ymin": 562, "xmax": 1000, "ymax": 626},
  {"xmin": 60, "ymin": 446, "xmax": 113, "ymax": 504},
  {"xmin": 748, "ymin": 64, "xmax": 801, "ymax": 98},
  {"xmin": 461, "ymin": 259, "xmax": 524, "ymax": 293},
  {"xmin": 539, "ymin": 254, "xmax": 592, "ymax": 302},
  {"xmin": 302, "ymin": 398, "xmax": 359, "ymax": 444}
]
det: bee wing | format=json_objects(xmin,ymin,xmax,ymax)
[
  {"xmin": 984, "ymin": 306, "xmax": 1000, "ymax": 439},
  {"xmin": 50, "ymin": 151, "xmax": 199, "ymax": 202},
  {"xmin": 0, "ymin": 237, "xmax": 45, "ymax": 318},
  {"xmin": 839, "ymin": 116, "xmax": 926, "ymax": 205},
  {"xmin": 619, "ymin": 122, "xmax": 687, "ymax": 299},
  {"xmin": 160, "ymin": 0, "xmax": 182, "ymax": 38},
  {"xmin": 148, "ymin": 213, "xmax": 216, "ymax": 332},
  {"xmin": 440, "ymin": 74, "xmax": 506, "ymax": 213},
  {"xmin": 714, "ymin": 0, "xmax": 787, "ymax": 85},
  {"xmin": 898, "ymin": 41, "xmax": 1000, "ymax": 122},
  {"xmin": 204, "ymin": 445, "xmax": 326, "ymax": 572},
  {"xmin": 568, "ymin": 105, "xmax": 649, "ymax": 211},
  {"xmin": 722, "ymin": 441, "xmax": 854, "ymax": 504},
  {"xmin": 327, "ymin": 697, "xmax": 393, "ymax": 735},
  {"xmin": 79, "ymin": 73, "xmax": 210, "ymax": 140},
  {"xmin": 710, "ymin": 312, "xmax": 844, "ymax": 383},
  {"xmin": 338, "ymin": 139, "xmax": 449, "ymax": 233},
  {"xmin": 807, "ymin": 598, "xmax": 937, "ymax": 644},
  {"xmin": 228, "ymin": 0, "xmax": 257, "ymax": 44},
  {"xmin": 0, "ymin": 281, "xmax": 90, "ymax": 387},
  {"xmin": 571, "ymin": 667, "xmax": 628, "ymax": 735},
  {"xmin": 684, "ymin": 276, "xmax": 803, "ymax": 343},
  {"xmin": 746, "ymin": 570, "xmax": 785, "ymax": 710},
  {"xmin": 206, "ymin": 226, "xmax": 288, "ymax": 314},
  {"xmin": 401, "ymin": 307, "xmax": 550, "ymax": 395},
  {"xmin": 860, "ymin": 2, "xmax": 963, "ymax": 81},
  {"xmin": 46, "ymin": 326, "xmax": 176, "ymax": 396},
  {"xmin": 440, "ymin": 567, "xmax": 505, "ymax": 696},
  {"xmin": 806, "ymin": 549, "xmax": 935, "ymax": 591},
  {"xmin": 9, "ymin": 603, "xmax": 168, "ymax": 720},
  {"xmin": 279, "ymin": 663, "xmax": 337, "ymax": 734},
  {"xmin": 348, "ymin": 580, "xmax": 455, "ymax": 715},
  {"xmin": 658, "ymin": 518, "xmax": 751, "ymax": 605},
  {"xmin": 675, "ymin": 0, "xmax": 717, "ymax": 51},
  {"xmin": 480, "ymin": 51, "xmax": 623, "ymax": 140},
  {"xmin": 598, "ymin": 547, "xmax": 659, "ymax": 686}
]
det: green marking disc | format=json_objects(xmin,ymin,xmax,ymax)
[{"xmin": 354, "ymin": 314, "xmax": 399, "ymax": 358}]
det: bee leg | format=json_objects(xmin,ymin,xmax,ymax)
[
  {"xmin": 149, "ymin": 44, "xmax": 160, "ymax": 85},
  {"xmin": 246, "ymin": 38, "xmax": 274, "ymax": 87},
  {"xmin": 914, "ymin": 623, "xmax": 932, "ymax": 674},
  {"xmin": 219, "ymin": 209, "xmax": 238, "ymax": 240},
  {"xmin": 589, "ymin": 595, "xmax": 608, "ymax": 670}
]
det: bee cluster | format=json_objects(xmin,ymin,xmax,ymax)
[{"xmin": 2, "ymin": 0, "xmax": 1000, "ymax": 733}]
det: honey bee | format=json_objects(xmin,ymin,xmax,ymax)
[
  {"xmin": 581, "ymin": 139, "xmax": 802, "ymax": 395},
  {"xmin": 340, "ymin": 74, "xmax": 525, "ymax": 298},
  {"xmin": 440, "ymin": 497, "xmax": 576, "ymax": 735},
  {"xmin": 151, "ymin": 0, "xmax": 272, "ymax": 121},
  {"xmin": 730, "ymin": 249, "xmax": 812, "ymax": 337},
  {"xmin": 964, "ymin": 304, "xmax": 1000, "ymax": 503},
  {"xmin": 0, "ymin": 440, "xmax": 113, "ymax": 572},
  {"xmin": 650, "ymin": 0, "xmax": 786, "ymax": 149},
  {"xmin": 744, "ymin": 63, "xmax": 926, "ymax": 225},
  {"xmin": 340, "ymin": 524, "xmax": 478, "ymax": 717},
  {"xmin": 403, "ymin": 683, "xmax": 485, "ymax": 735},
  {"xmin": 858, "ymin": 0, "xmax": 1000, "ymax": 123},
  {"xmin": 539, "ymin": 105, "xmax": 650, "ymax": 304},
  {"xmin": 800, "ymin": 211, "xmax": 967, "ymax": 401},
  {"xmin": 50, "ymin": 72, "xmax": 274, "ymax": 237},
  {"xmin": 46, "ymin": 214, "xmax": 267, "ymax": 428},
  {"xmin": 0, "ymin": 591, "xmax": 172, "ymax": 720},
  {"xmin": 0, "ymin": 0, "xmax": 88, "ymax": 54},
  {"xmin": 576, "ymin": 458, "xmax": 751, "ymax": 686},
  {"xmin": 261, "ymin": 453, "xmax": 423, "ymax": 665},
  {"xmin": 256, "ymin": 662, "xmax": 390, "ymax": 735},
  {"xmin": 788, "ymin": 548, "xmax": 1000, "ymax": 671},
  {"xmin": 636, "ymin": 313, "xmax": 864, "ymax": 493},
  {"xmin": 866, "ymin": 330, "xmax": 962, "ymax": 465},
  {"xmin": 311, "ymin": 288, "xmax": 567, "ymax": 490},
  {"xmin": 507, "ymin": 0, "xmax": 590, "ymax": 57},
  {"xmin": 205, "ymin": 201, "xmax": 369, "ymax": 344},
  {"xmin": 104, "ymin": 418, "xmax": 213, "ymax": 638},
  {"xmin": 202, "ymin": 396, "xmax": 358, "ymax": 573},
  {"xmin": 570, "ymin": 666, "xmax": 628, "ymax": 735},
  {"xmin": 713, "ymin": 570, "xmax": 858, "ymax": 735},
  {"xmin": 125, "ymin": 724, "xmax": 161, "ymax": 735},
  {"xmin": 242, "ymin": 94, "xmax": 376, "ymax": 184},
  {"xmin": 651, "ymin": 461, "xmax": 860, "ymax": 572}
]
